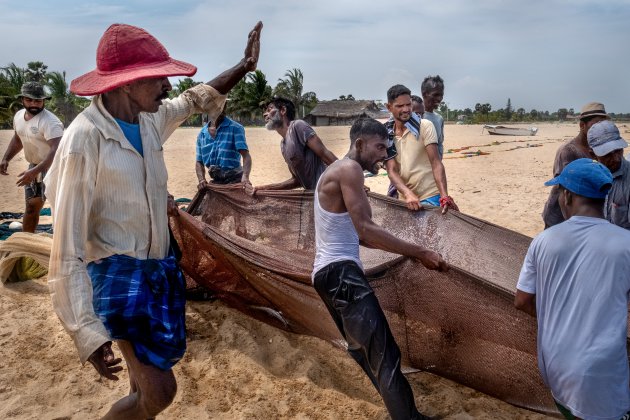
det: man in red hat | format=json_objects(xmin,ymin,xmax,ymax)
[
  {"xmin": 44, "ymin": 21, "xmax": 262, "ymax": 418},
  {"xmin": 1, "ymin": 81, "xmax": 64, "ymax": 232}
]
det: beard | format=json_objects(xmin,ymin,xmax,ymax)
[
  {"xmin": 367, "ymin": 161, "xmax": 382, "ymax": 175},
  {"xmin": 26, "ymin": 106, "xmax": 44, "ymax": 116},
  {"xmin": 395, "ymin": 111, "xmax": 411, "ymax": 123},
  {"xmin": 358, "ymin": 154, "xmax": 381, "ymax": 175},
  {"xmin": 265, "ymin": 112, "xmax": 283, "ymax": 130}
]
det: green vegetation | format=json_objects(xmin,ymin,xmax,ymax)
[
  {"xmin": 0, "ymin": 62, "xmax": 89, "ymax": 128},
  {"xmin": 446, "ymin": 100, "xmax": 629, "ymax": 124},
  {"xmin": 3, "ymin": 62, "xmax": 629, "ymax": 128}
]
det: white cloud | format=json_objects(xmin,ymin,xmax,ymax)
[{"xmin": 1, "ymin": 0, "xmax": 629, "ymax": 112}]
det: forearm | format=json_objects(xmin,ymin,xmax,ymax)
[
  {"xmin": 49, "ymin": 269, "xmax": 111, "ymax": 364},
  {"xmin": 32, "ymin": 143, "xmax": 60, "ymax": 175},
  {"xmin": 1, "ymin": 134, "xmax": 23, "ymax": 162},
  {"xmin": 195, "ymin": 161, "xmax": 207, "ymax": 182},
  {"xmin": 206, "ymin": 60, "xmax": 249, "ymax": 95},
  {"xmin": 432, "ymin": 161, "xmax": 449, "ymax": 197},
  {"xmin": 359, "ymin": 222, "xmax": 426, "ymax": 258},
  {"xmin": 47, "ymin": 151, "xmax": 110, "ymax": 363},
  {"xmin": 385, "ymin": 160, "xmax": 416, "ymax": 198},
  {"xmin": 514, "ymin": 290, "xmax": 537, "ymax": 317},
  {"xmin": 256, "ymin": 177, "xmax": 300, "ymax": 191},
  {"xmin": 241, "ymin": 153, "xmax": 252, "ymax": 180},
  {"xmin": 322, "ymin": 149, "xmax": 338, "ymax": 166}
]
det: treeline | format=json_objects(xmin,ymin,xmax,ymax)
[
  {"xmin": 3, "ymin": 63, "xmax": 628, "ymax": 129},
  {"xmin": 169, "ymin": 68, "xmax": 318, "ymax": 126},
  {"xmin": 0, "ymin": 62, "xmax": 319, "ymax": 128},
  {"xmin": 440, "ymin": 98, "xmax": 630, "ymax": 124},
  {"xmin": 0, "ymin": 61, "xmax": 90, "ymax": 128}
]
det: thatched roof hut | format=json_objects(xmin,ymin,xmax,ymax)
[{"xmin": 304, "ymin": 100, "xmax": 389, "ymax": 126}]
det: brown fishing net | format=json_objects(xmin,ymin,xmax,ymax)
[{"xmin": 170, "ymin": 183, "xmax": 556, "ymax": 414}]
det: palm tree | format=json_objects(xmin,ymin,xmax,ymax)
[
  {"xmin": 0, "ymin": 63, "xmax": 26, "ymax": 127},
  {"xmin": 45, "ymin": 71, "xmax": 89, "ymax": 126},
  {"xmin": 273, "ymin": 68, "xmax": 318, "ymax": 118},
  {"xmin": 169, "ymin": 77, "xmax": 203, "ymax": 126},
  {"xmin": 227, "ymin": 70, "xmax": 272, "ymax": 123},
  {"xmin": 25, "ymin": 61, "xmax": 48, "ymax": 83}
]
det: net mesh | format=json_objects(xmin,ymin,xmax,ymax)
[{"xmin": 171, "ymin": 184, "xmax": 555, "ymax": 413}]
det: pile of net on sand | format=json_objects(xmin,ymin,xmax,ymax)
[
  {"xmin": 0, "ymin": 232, "xmax": 52, "ymax": 283},
  {"xmin": 170, "ymin": 184, "xmax": 600, "ymax": 416}
]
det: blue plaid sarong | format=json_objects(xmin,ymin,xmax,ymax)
[{"xmin": 87, "ymin": 254, "xmax": 186, "ymax": 370}]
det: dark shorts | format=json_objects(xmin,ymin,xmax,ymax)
[
  {"xmin": 24, "ymin": 163, "xmax": 45, "ymax": 201},
  {"xmin": 208, "ymin": 166, "xmax": 243, "ymax": 184}
]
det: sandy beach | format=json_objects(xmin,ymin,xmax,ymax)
[{"xmin": 0, "ymin": 122, "xmax": 597, "ymax": 419}]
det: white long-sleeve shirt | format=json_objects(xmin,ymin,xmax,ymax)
[{"xmin": 44, "ymin": 84, "xmax": 225, "ymax": 363}]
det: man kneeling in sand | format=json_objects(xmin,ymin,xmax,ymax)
[{"xmin": 312, "ymin": 117, "xmax": 448, "ymax": 419}]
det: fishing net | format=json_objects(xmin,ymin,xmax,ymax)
[{"xmin": 171, "ymin": 183, "xmax": 556, "ymax": 413}]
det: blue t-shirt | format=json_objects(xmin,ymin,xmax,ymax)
[
  {"xmin": 115, "ymin": 118, "xmax": 143, "ymax": 157},
  {"xmin": 195, "ymin": 117, "xmax": 247, "ymax": 170}
]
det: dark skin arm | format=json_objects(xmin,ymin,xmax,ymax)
[
  {"xmin": 384, "ymin": 158, "xmax": 422, "ymax": 211},
  {"xmin": 195, "ymin": 160, "xmax": 209, "ymax": 190},
  {"xmin": 514, "ymin": 290, "xmax": 536, "ymax": 317},
  {"xmin": 254, "ymin": 176, "xmax": 301, "ymax": 193},
  {"xmin": 87, "ymin": 341, "xmax": 123, "ymax": 380},
  {"xmin": 306, "ymin": 134, "xmax": 338, "ymax": 166},
  {"xmin": 0, "ymin": 132, "xmax": 24, "ymax": 175},
  {"xmin": 329, "ymin": 160, "xmax": 448, "ymax": 271},
  {"xmin": 206, "ymin": 22, "xmax": 262, "ymax": 94},
  {"xmin": 239, "ymin": 149, "xmax": 254, "ymax": 194},
  {"xmin": 16, "ymin": 136, "xmax": 61, "ymax": 186},
  {"xmin": 426, "ymin": 143, "xmax": 458, "ymax": 214},
  {"xmin": 167, "ymin": 192, "xmax": 179, "ymax": 217}
]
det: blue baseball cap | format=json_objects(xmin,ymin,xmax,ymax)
[{"xmin": 544, "ymin": 158, "xmax": 613, "ymax": 199}]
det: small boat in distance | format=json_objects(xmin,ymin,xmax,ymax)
[{"xmin": 483, "ymin": 125, "xmax": 538, "ymax": 136}]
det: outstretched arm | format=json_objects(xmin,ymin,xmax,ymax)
[
  {"xmin": 17, "ymin": 137, "xmax": 61, "ymax": 186},
  {"xmin": 340, "ymin": 162, "xmax": 447, "ymax": 272},
  {"xmin": 0, "ymin": 132, "xmax": 24, "ymax": 175},
  {"xmin": 207, "ymin": 22, "xmax": 262, "ymax": 94},
  {"xmin": 254, "ymin": 176, "xmax": 300, "ymax": 193},
  {"xmin": 384, "ymin": 158, "xmax": 421, "ymax": 211},
  {"xmin": 306, "ymin": 135, "xmax": 338, "ymax": 165},
  {"xmin": 426, "ymin": 143, "xmax": 458, "ymax": 214}
]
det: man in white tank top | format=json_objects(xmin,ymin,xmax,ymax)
[{"xmin": 313, "ymin": 118, "xmax": 448, "ymax": 420}]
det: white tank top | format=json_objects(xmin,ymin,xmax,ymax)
[{"xmin": 312, "ymin": 176, "xmax": 364, "ymax": 281}]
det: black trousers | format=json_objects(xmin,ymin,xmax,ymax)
[{"xmin": 314, "ymin": 260, "xmax": 422, "ymax": 420}]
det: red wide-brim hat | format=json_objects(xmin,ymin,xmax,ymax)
[{"xmin": 70, "ymin": 23, "xmax": 197, "ymax": 96}]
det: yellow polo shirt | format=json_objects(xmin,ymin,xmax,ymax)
[{"xmin": 393, "ymin": 119, "xmax": 439, "ymax": 201}]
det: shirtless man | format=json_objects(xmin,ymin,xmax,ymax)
[{"xmin": 313, "ymin": 117, "xmax": 448, "ymax": 419}]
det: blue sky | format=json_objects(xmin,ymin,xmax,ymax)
[{"xmin": 2, "ymin": 0, "xmax": 629, "ymax": 112}]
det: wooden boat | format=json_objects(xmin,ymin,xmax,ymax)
[{"xmin": 484, "ymin": 125, "xmax": 538, "ymax": 136}]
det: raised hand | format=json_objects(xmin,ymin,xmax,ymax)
[{"xmin": 243, "ymin": 21, "xmax": 263, "ymax": 72}]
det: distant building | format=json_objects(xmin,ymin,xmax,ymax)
[{"xmin": 304, "ymin": 100, "xmax": 389, "ymax": 126}]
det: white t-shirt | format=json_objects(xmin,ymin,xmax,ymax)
[
  {"xmin": 13, "ymin": 108, "xmax": 64, "ymax": 164},
  {"xmin": 517, "ymin": 216, "xmax": 630, "ymax": 420}
]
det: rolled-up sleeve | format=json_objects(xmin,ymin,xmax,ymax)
[
  {"xmin": 46, "ymin": 143, "xmax": 111, "ymax": 364},
  {"xmin": 158, "ymin": 84, "xmax": 226, "ymax": 142}
]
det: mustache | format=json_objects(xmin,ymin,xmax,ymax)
[{"xmin": 157, "ymin": 91, "xmax": 169, "ymax": 101}]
